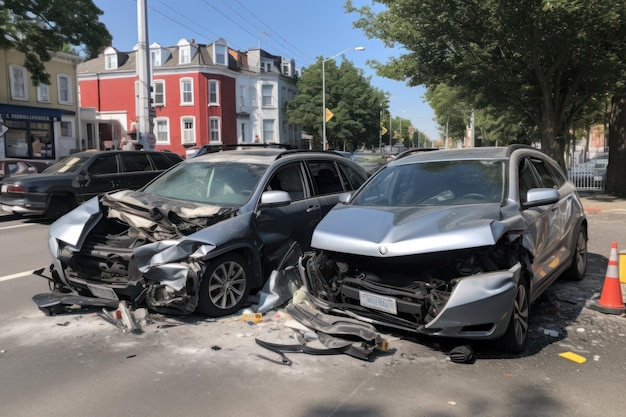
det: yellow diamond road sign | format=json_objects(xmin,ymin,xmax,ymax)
[
  {"xmin": 381, "ymin": 126, "xmax": 388, "ymax": 135},
  {"xmin": 325, "ymin": 108, "xmax": 334, "ymax": 122}
]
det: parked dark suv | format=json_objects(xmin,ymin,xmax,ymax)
[
  {"xmin": 45, "ymin": 148, "xmax": 369, "ymax": 316},
  {"xmin": 0, "ymin": 150, "xmax": 182, "ymax": 218}
]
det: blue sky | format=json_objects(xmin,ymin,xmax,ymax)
[{"xmin": 92, "ymin": 0, "xmax": 440, "ymax": 140}]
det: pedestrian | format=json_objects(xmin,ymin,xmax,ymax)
[{"xmin": 120, "ymin": 135, "xmax": 135, "ymax": 150}]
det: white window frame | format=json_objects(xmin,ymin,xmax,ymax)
[
  {"xmin": 9, "ymin": 65, "xmax": 28, "ymax": 100},
  {"xmin": 37, "ymin": 83, "xmax": 50, "ymax": 103},
  {"xmin": 209, "ymin": 117, "xmax": 221, "ymax": 143},
  {"xmin": 239, "ymin": 85, "xmax": 247, "ymax": 108},
  {"xmin": 181, "ymin": 116, "xmax": 196, "ymax": 145},
  {"xmin": 180, "ymin": 77, "xmax": 194, "ymax": 105},
  {"xmin": 209, "ymin": 80, "xmax": 219, "ymax": 105},
  {"xmin": 57, "ymin": 73, "xmax": 72, "ymax": 105},
  {"xmin": 262, "ymin": 84, "xmax": 273, "ymax": 107},
  {"xmin": 179, "ymin": 45, "xmax": 191, "ymax": 64},
  {"xmin": 151, "ymin": 49, "xmax": 161, "ymax": 67},
  {"xmin": 105, "ymin": 50, "xmax": 118, "ymax": 70},
  {"xmin": 214, "ymin": 43, "xmax": 227, "ymax": 66},
  {"xmin": 60, "ymin": 120, "xmax": 74, "ymax": 137},
  {"xmin": 154, "ymin": 117, "xmax": 170, "ymax": 144},
  {"xmin": 153, "ymin": 80, "xmax": 165, "ymax": 107},
  {"xmin": 263, "ymin": 119, "xmax": 275, "ymax": 142}
]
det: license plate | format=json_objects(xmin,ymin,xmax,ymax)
[
  {"xmin": 359, "ymin": 290, "xmax": 397, "ymax": 315},
  {"xmin": 593, "ymin": 175, "xmax": 603, "ymax": 182},
  {"xmin": 1, "ymin": 184, "xmax": 6, "ymax": 193},
  {"xmin": 87, "ymin": 284, "xmax": 119, "ymax": 301}
]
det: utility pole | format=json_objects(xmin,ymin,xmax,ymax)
[{"xmin": 136, "ymin": 0, "xmax": 154, "ymax": 150}]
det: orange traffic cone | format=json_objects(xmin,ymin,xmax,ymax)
[{"xmin": 589, "ymin": 242, "xmax": 625, "ymax": 315}]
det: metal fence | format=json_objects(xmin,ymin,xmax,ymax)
[{"xmin": 567, "ymin": 158, "xmax": 608, "ymax": 192}]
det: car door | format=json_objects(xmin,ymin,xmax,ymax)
[
  {"xmin": 517, "ymin": 155, "xmax": 563, "ymax": 293},
  {"xmin": 118, "ymin": 152, "xmax": 159, "ymax": 189},
  {"xmin": 255, "ymin": 162, "xmax": 322, "ymax": 266},
  {"xmin": 306, "ymin": 159, "xmax": 365, "ymax": 218},
  {"xmin": 79, "ymin": 154, "xmax": 121, "ymax": 201}
]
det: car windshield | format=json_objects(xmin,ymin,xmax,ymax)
[
  {"xmin": 142, "ymin": 161, "xmax": 267, "ymax": 206},
  {"xmin": 42, "ymin": 155, "xmax": 92, "ymax": 174},
  {"xmin": 352, "ymin": 159, "xmax": 505, "ymax": 207}
]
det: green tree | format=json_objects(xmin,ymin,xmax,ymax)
[
  {"xmin": 0, "ymin": 0, "xmax": 112, "ymax": 85},
  {"xmin": 287, "ymin": 57, "xmax": 385, "ymax": 151},
  {"xmin": 345, "ymin": 0, "xmax": 626, "ymax": 168}
]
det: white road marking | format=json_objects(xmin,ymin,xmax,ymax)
[
  {"xmin": 0, "ymin": 223, "xmax": 36, "ymax": 231},
  {"xmin": 0, "ymin": 270, "xmax": 36, "ymax": 282}
]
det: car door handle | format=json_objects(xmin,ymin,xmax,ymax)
[{"xmin": 306, "ymin": 204, "xmax": 320, "ymax": 213}]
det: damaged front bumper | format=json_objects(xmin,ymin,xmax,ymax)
[{"xmin": 298, "ymin": 253, "xmax": 521, "ymax": 340}]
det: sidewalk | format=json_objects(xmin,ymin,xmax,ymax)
[{"xmin": 578, "ymin": 192, "xmax": 626, "ymax": 214}]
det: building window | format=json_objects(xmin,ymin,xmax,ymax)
[
  {"xmin": 263, "ymin": 119, "xmax": 275, "ymax": 142},
  {"xmin": 153, "ymin": 80, "xmax": 165, "ymax": 107},
  {"xmin": 9, "ymin": 65, "xmax": 28, "ymax": 100},
  {"xmin": 104, "ymin": 47, "xmax": 118, "ymax": 69},
  {"xmin": 57, "ymin": 74, "xmax": 72, "ymax": 104},
  {"xmin": 60, "ymin": 120, "xmax": 73, "ymax": 137},
  {"xmin": 151, "ymin": 49, "xmax": 161, "ymax": 67},
  {"xmin": 37, "ymin": 84, "xmax": 50, "ymax": 103},
  {"xmin": 181, "ymin": 116, "xmax": 195, "ymax": 144},
  {"xmin": 209, "ymin": 80, "xmax": 219, "ymax": 105},
  {"xmin": 282, "ymin": 64, "xmax": 289, "ymax": 75},
  {"xmin": 155, "ymin": 118, "xmax": 170, "ymax": 144},
  {"xmin": 262, "ymin": 85, "xmax": 273, "ymax": 106},
  {"xmin": 179, "ymin": 45, "xmax": 190, "ymax": 64},
  {"xmin": 209, "ymin": 117, "xmax": 221, "ymax": 142},
  {"xmin": 282, "ymin": 87, "xmax": 286, "ymax": 107},
  {"xmin": 239, "ymin": 85, "xmax": 246, "ymax": 108},
  {"xmin": 180, "ymin": 78, "xmax": 193, "ymax": 105},
  {"xmin": 214, "ymin": 43, "xmax": 226, "ymax": 65}
]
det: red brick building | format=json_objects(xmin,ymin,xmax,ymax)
[{"xmin": 78, "ymin": 38, "xmax": 300, "ymax": 156}]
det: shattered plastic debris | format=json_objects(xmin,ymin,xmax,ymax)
[
  {"xmin": 558, "ymin": 351, "xmax": 587, "ymax": 364},
  {"xmin": 241, "ymin": 313, "xmax": 263, "ymax": 323},
  {"xmin": 448, "ymin": 345, "xmax": 476, "ymax": 364},
  {"xmin": 543, "ymin": 329, "xmax": 559, "ymax": 337}
]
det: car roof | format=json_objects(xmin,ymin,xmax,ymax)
[
  {"xmin": 390, "ymin": 145, "xmax": 539, "ymax": 165},
  {"xmin": 187, "ymin": 148, "xmax": 352, "ymax": 165}
]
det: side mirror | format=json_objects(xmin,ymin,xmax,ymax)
[
  {"xmin": 259, "ymin": 190, "xmax": 292, "ymax": 207},
  {"xmin": 27, "ymin": 166, "xmax": 36, "ymax": 173},
  {"xmin": 338, "ymin": 192, "xmax": 352, "ymax": 204},
  {"xmin": 73, "ymin": 172, "xmax": 90, "ymax": 187},
  {"xmin": 524, "ymin": 188, "xmax": 559, "ymax": 208}
]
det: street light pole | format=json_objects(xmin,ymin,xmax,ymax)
[{"xmin": 322, "ymin": 46, "xmax": 365, "ymax": 150}]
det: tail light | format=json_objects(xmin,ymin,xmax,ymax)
[{"xmin": 7, "ymin": 184, "xmax": 26, "ymax": 193}]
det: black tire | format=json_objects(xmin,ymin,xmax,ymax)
[
  {"xmin": 499, "ymin": 277, "xmax": 530, "ymax": 354},
  {"xmin": 562, "ymin": 226, "xmax": 587, "ymax": 281},
  {"xmin": 197, "ymin": 253, "xmax": 250, "ymax": 317},
  {"xmin": 46, "ymin": 195, "xmax": 75, "ymax": 219}
]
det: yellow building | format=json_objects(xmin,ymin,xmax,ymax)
[{"xmin": 0, "ymin": 48, "xmax": 82, "ymax": 160}]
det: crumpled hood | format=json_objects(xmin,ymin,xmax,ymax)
[
  {"xmin": 311, "ymin": 203, "xmax": 507, "ymax": 257},
  {"xmin": 103, "ymin": 189, "xmax": 226, "ymax": 219}
]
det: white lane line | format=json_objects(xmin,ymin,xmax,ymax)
[
  {"xmin": 0, "ymin": 270, "xmax": 36, "ymax": 282},
  {"xmin": 0, "ymin": 223, "xmax": 36, "ymax": 231}
]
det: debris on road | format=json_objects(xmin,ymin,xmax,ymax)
[{"xmin": 559, "ymin": 351, "xmax": 587, "ymax": 363}]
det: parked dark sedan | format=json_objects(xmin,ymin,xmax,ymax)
[
  {"xmin": 298, "ymin": 145, "xmax": 587, "ymax": 353},
  {"xmin": 44, "ymin": 148, "xmax": 368, "ymax": 316},
  {"xmin": 0, "ymin": 150, "xmax": 182, "ymax": 218},
  {"xmin": 0, "ymin": 158, "xmax": 52, "ymax": 180}
]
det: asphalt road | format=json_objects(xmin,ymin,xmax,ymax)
[{"xmin": 1, "ymin": 204, "xmax": 626, "ymax": 417}]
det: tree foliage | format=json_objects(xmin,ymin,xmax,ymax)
[
  {"xmin": 0, "ymin": 0, "xmax": 112, "ymax": 85},
  {"xmin": 287, "ymin": 57, "xmax": 386, "ymax": 151},
  {"xmin": 345, "ymin": 0, "xmax": 626, "ymax": 167}
]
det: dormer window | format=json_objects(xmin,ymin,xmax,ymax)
[
  {"xmin": 151, "ymin": 49, "xmax": 161, "ymax": 67},
  {"xmin": 214, "ymin": 42, "xmax": 227, "ymax": 66},
  {"xmin": 180, "ymin": 45, "xmax": 190, "ymax": 64},
  {"xmin": 177, "ymin": 38, "xmax": 196, "ymax": 65},
  {"xmin": 104, "ymin": 47, "xmax": 118, "ymax": 70}
]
